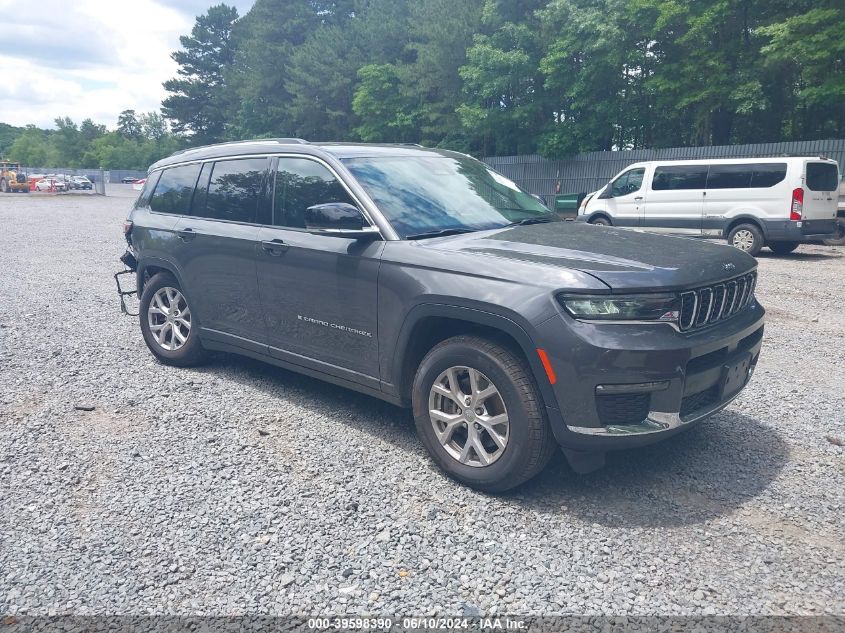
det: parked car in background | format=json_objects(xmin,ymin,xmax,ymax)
[
  {"xmin": 34, "ymin": 178, "xmax": 67, "ymax": 192},
  {"xmin": 71, "ymin": 176, "xmax": 93, "ymax": 190},
  {"xmin": 132, "ymin": 178, "xmax": 146, "ymax": 191},
  {"xmin": 121, "ymin": 176, "xmax": 141, "ymax": 184},
  {"xmin": 579, "ymin": 156, "xmax": 840, "ymax": 255}
]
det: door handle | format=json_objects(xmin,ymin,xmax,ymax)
[
  {"xmin": 634, "ymin": 196, "xmax": 644, "ymax": 201},
  {"xmin": 261, "ymin": 239, "xmax": 289, "ymax": 255},
  {"xmin": 177, "ymin": 228, "xmax": 197, "ymax": 242}
]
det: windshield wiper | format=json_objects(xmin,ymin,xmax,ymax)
[
  {"xmin": 405, "ymin": 227, "xmax": 479, "ymax": 240},
  {"xmin": 504, "ymin": 217, "xmax": 556, "ymax": 227}
]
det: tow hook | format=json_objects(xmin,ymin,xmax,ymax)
[{"xmin": 115, "ymin": 251, "xmax": 139, "ymax": 317}]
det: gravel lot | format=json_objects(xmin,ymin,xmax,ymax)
[{"xmin": 1, "ymin": 188, "xmax": 843, "ymax": 617}]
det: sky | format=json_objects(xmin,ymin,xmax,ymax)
[{"xmin": 0, "ymin": 0, "xmax": 253, "ymax": 130}]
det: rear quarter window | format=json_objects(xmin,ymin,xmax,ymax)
[
  {"xmin": 149, "ymin": 163, "xmax": 202, "ymax": 214},
  {"xmin": 806, "ymin": 162, "xmax": 839, "ymax": 191},
  {"xmin": 134, "ymin": 171, "xmax": 161, "ymax": 208}
]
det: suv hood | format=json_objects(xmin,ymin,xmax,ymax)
[{"xmin": 421, "ymin": 222, "xmax": 756, "ymax": 292}]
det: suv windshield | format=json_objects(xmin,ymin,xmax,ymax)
[{"xmin": 342, "ymin": 154, "xmax": 555, "ymax": 238}]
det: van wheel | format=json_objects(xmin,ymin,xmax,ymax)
[
  {"xmin": 589, "ymin": 216, "xmax": 611, "ymax": 226},
  {"xmin": 727, "ymin": 223, "xmax": 764, "ymax": 256},
  {"xmin": 412, "ymin": 335, "xmax": 556, "ymax": 493},
  {"xmin": 139, "ymin": 272, "xmax": 208, "ymax": 367},
  {"xmin": 769, "ymin": 241, "xmax": 800, "ymax": 255},
  {"xmin": 823, "ymin": 222, "xmax": 845, "ymax": 246}
]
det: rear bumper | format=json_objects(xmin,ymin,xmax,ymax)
[
  {"xmin": 765, "ymin": 218, "xmax": 839, "ymax": 241},
  {"xmin": 534, "ymin": 302, "xmax": 765, "ymax": 452}
]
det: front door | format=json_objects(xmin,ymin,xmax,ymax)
[
  {"xmin": 256, "ymin": 156, "xmax": 383, "ymax": 385},
  {"xmin": 605, "ymin": 167, "xmax": 646, "ymax": 227}
]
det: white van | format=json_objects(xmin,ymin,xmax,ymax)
[{"xmin": 579, "ymin": 156, "xmax": 840, "ymax": 255}]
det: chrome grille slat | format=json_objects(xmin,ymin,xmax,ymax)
[{"xmin": 678, "ymin": 272, "xmax": 757, "ymax": 332}]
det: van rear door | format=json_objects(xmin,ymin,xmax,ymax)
[{"xmin": 802, "ymin": 161, "xmax": 839, "ymax": 223}]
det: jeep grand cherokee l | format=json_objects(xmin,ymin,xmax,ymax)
[{"xmin": 116, "ymin": 140, "xmax": 765, "ymax": 492}]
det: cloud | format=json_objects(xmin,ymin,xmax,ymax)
[{"xmin": 0, "ymin": 0, "xmax": 254, "ymax": 129}]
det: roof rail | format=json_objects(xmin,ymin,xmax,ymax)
[{"xmin": 168, "ymin": 137, "xmax": 310, "ymax": 158}]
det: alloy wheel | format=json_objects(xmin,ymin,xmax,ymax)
[
  {"xmin": 428, "ymin": 366, "xmax": 509, "ymax": 467},
  {"xmin": 147, "ymin": 287, "xmax": 191, "ymax": 351}
]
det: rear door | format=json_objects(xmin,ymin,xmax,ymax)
[
  {"xmin": 643, "ymin": 164, "xmax": 708, "ymax": 234},
  {"xmin": 171, "ymin": 158, "xmax": 268, "ymax": 347},
  {"xmin": 802, "ymin": 161, "xmax": 839, "ymax": 224}
]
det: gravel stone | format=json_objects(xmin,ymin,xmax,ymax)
[{"xmin": 0, "ymin": 188, "xmax": 843, "ymax": 616}]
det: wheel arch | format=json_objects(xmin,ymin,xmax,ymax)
[
  {"xmin": 724, "ymin": 215, "xmax": 768, "ymax": 240},
  {"xmin": 135, "ymin": 256, "xmax": 187, "ymax": 296},
  {"xmin": 392, "ymin": 304, "xmax": 557, "ymax": 411}
]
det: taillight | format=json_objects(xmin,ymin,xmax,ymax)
[{"xmin": 790, "ymin": 188, "xmax": 804, "ymax": 221}]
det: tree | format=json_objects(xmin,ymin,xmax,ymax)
[
  {"xmin": 8, "ymin": 126, "xmax": 49, "ymax": 166},
  {"xmin": 80, "ymin": 118, "xmax": 107, "ymax": 143},
  {"xmin": 117, "ymin": 110, "xmax": 142, "ymax": 140},
  {"xmin": 353, "ymin": 64, "xmax": 417, "ymax": 142},
  {"xmin": 162, "ymin": 4, "xmax": 239, "ymax": 144},
  {"xmin": 51, "ymin": 117, "xmax": 84, "ymax": 167},
  {"xmin": 139, "ymin": 111, "xmax": 170, "ymax": 141}
]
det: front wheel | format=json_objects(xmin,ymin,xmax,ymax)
[
  {"xmin": 769, "ymin": 241, "xmax": 800, "ymax": 255},
  {"xmin": 139, "ymin": 272, "xmax": 208, "ymax": 367},
  {"xmin": 412, "ymin": 335, "xmax": 556, "ymax": 492},
  {"xmin": 727, "ymin": 223, "xmax": 764, "ymax": 256},
  {"xmin": 589, "ymin": 216, "xmax": 611, "ymax": 226}
]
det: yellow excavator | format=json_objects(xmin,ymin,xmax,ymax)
[{"xmin": 0, "ymin": 160, "xmax": 30, "ymax": 193}]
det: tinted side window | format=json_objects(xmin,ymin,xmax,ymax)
[
  {"xmin": 750, "ymin": 163, "xmax": 787, "ymax": 188},
  {"xmin": 191, "ymin": 162, "xmax": 212, "ymax": 215},
  {"xmin": 135, "ymin": 171, "xmax": 161, "ymax": 208},
  {"xmin": 706, "ymin": 164, "xmax": 752, "ymax": 189},
  {"xmin": 273, "ymin": 158, "xmax": 356, "ymax": 228},
  {"xmin": 806, "ymin": 162, "xmax": 839, "ymax": 191},
  {"xmin": 149, "ymin": 164, "xmax": 201, "ymax": 214},
  {"xmin": 652, "ymin": 165, "xmax": 708, "ymax": 190},
  {"xmin": 202, "ymin": 158, "xmax": 267, "ymax": 223}
]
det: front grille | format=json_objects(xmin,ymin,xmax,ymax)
[
  {"xmin": 596, "ymin": 393, "xmax": 650, "ymax": 426},
  {"xmin": 680, "ymin": 385, "xmax": 720, "ymax": 418},
  {"xmin": 679, "ymin": 272, "xmax": 757, "ymax": 332}
]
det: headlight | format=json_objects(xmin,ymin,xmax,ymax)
[{"xmin": 558, "ymin": 293, "xmax": 680, "ymax": 322}]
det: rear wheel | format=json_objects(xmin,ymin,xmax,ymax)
[
  {"xmin": 412, "ymin": 335, "xmax": 556, "ymax": 492},
  {"xmin": 727, "ymin": 223, "xmax": 764, "ymax": 256},
  {"xmin": 139, "ymin": 272, "xmax": 208, "ymax": 367},
  {"xmin": 823, "ymin": 222, "xmax": 845, "ymax": 246},
  {"xmin": 769, "ymin": 241, "xmax": 800, "ymax": 255}
]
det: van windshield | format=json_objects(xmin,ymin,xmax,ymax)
[
  {"xmin": 806, "ymin": 162, "xmax": 839, "ymax": 191},
  {"xmin": 342, "ymin": 155, "xmax": 555, "ymax": 238}
]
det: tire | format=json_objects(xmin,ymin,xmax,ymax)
[
  {"xmin": 589, "ymin": 216, "xmax": 611, "ymax": 226},
  {"xmin": 823, "ymin": 222, "xmax": 845, "ymax": 246},
  {"xmin": 727, "ymin": 223, "xmax": 764, "ymax": 256},
  {"xmin": 138, "ymin": 272, "xmax": 208, "ymax": 367},
  {"xmin": 769, "ymin": 241, "xmax": 800, "ymax": 255},
  {"xmin": 412, "ymin": 335, "xmax": 556, "ymax": 492}
]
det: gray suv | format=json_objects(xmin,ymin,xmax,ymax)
[{"xmin": 116, "ymin": 139, "xmax": 765, "ymax": 491}]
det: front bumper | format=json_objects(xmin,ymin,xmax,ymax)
[{"xmin": 535, "ymin": 301, "xmax": 765, "ymax": 452}]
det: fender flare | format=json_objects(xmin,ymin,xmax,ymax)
[
  {"xmin": 391, "ymin": 302, "xmax": 559, "ymax": 412},
  {"xmin": 135, "ymin": 255, "xmax": 187, "ymax": 297},
  {"xmin": 584, "ymin": 210, "xmax": 613, "ymax": 225},
  {"xmin": 723, "ymin": 214, "xmax": 768, "ymax": 239}
]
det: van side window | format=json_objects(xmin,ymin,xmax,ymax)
[
  {"xmin": 273, "ymin": 158, "xmax": 356, "ymax": 229},
  {"xmin": 652, "ymin": 165, "xmax": 708, "ymax": 191},
  {"xmin": 611, "ymin": 168, "xmax": 645, "ymax": 197},
  {"xmin": 806, "ymin": 163, "xmax": 839, "ymax": 191},
  {"xmin": 749, "ymin": 163, "xmax": 787, "ymax": 188},
  {"xmin": 707, "ymin": 165, "xmax": 752, "ymax": 189},
  {"xmin": 202, "ymin": 158, "xmax": 268, "ymax": 223},
  {"xmin": 149, "ymin": 163, "xmax": 202, "ymax": 214}
]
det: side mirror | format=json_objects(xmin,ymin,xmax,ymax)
[
  {"xmin": 305, "ymin": 203, "xmax": 380, "ymax": 239},
  {"xmin": 597, "ymin": 185, "xmax": 613, "ymax": 199}
]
